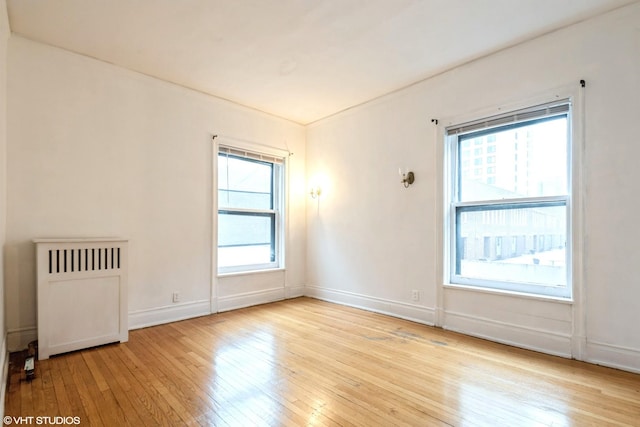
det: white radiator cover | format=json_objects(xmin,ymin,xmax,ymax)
[{"xmin": 34, "ymin": 238, "xmax": 128, "ymax": 360}]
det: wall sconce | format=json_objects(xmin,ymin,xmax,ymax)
[
  {"xmin": 399, "ymin": 169, "xmax": 415, "ymax": 188},
  {"xmin": 309, "ymin": 186, "xmax": 322, "ymax": 199}
]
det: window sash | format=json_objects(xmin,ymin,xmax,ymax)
[
  {"xmin": 447, "ymin": 101, "xmax": 572, "ymax": 298},
  {"xmin": 218, "ymin": 210, "xmax": 276, "ymax": 251},
  {"xmin": 218, "ymin": 153, "xmax": 275, "ymax": 210},
  {"xmin": 450, "ymin": 198, "xmax": 569, "ymax": 297},
  {"xmin": 217, "ymin": 146, "xmax": 284, "ymax": 274}
]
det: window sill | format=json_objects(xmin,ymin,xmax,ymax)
[
  {"xmin": 443, "ymin": 282, "xmax": 574, "ymax": 304},
  {"xmin": 217, "ymin": 267, "xmax": 286, "ymax": 278}
]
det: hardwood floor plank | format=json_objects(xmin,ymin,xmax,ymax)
[
  {"xmin": 93, "ymin": 347, "xmax": 148, "ymax": 427},
  {"xmin": 5, "ymin": 297, "xmax": 640, "ymax": 426},
  {"xmin": 82, "ymin": 351, "xmax": 111, "ymax": 393},
  {"xmin": 70, "ymin": 351, "xmax": 119, "ymax": 427},
  {"xmin": 56, "ymin": 356, "xmax": 89, "ymax": 423},
  {"xmin": 117, "ymin": 338, "xmax": 197, "ymax": 426},
  {"xmin": 49, "ymin": 362, "xmax": 72, "ymax": 417},
  {"xmin": 108, "ymin": 345, "xmax": 177, "ymax": 426}
]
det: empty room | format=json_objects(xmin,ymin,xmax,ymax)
[{"xmin": 0, "ymin": 0, "xmax": 639, "ymax": 425}]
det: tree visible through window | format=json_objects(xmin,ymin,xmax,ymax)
[{"xmin": 447, "ymin": 101, "xmax": 572, "ymax": 298}]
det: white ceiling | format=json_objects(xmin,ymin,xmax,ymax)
[{"xmin": 6, "ymin": 0, "xmax": 637, "ymax": 124}]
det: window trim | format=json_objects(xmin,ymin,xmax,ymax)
[
  {"xmin": 215, "ymin": 140, "xmax": 287, "ymax": 276},
  {"xmin": 440, "ymin": 92, "xmax": 581, "ymax": 302}
]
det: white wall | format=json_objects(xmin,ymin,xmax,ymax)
[
  {"xmin": 306, "ymin": 3, "xmax": 640, "ymax": 372},
  {"xmin": 6, "ymin": 36, "xmax": 306, "ymax": 349},
  {"xmin": 0, "ymin": 0, "xmax": 9, "ymax": 417}
]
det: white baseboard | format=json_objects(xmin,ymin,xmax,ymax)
[
  {"xmin": 305, "ymin": 285, "xmax": 435, "ymax": 325},
  {"xmin": 7, "ymin": 326, "xmax": 37, "ymax": 352},
  {"xmin": 6, "ymin": 288, "xmax": 305, "ymax": 349},
  {"xmin": 217, "ymin": 287, "xmax": 287, "ymax": 312},
  {"xmin": 285, "ymin": 284, "xmax": 305, "ymax": 299},
  {"xmin": 128, "ymin": 300, "xmax": 210, "ymax": 330},
  {"xmin": 443, "ymin": 310, "xmax": 572, "ymax": 358},
  {"xmin": 586, "ymin": 340, "xmax": 640, "ymax": 374},
  {"xmin": 1, "ymin": 333, "xmax": 8, "ymax": 420}
]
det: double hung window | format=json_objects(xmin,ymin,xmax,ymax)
[
  {"xmin": 217, "ymin": 146, "xmax": 284, "ymax": 274},
  {"xmin": 447, "ymin": 101, "xmax": 572, "ymax": 298}
]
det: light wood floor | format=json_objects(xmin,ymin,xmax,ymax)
[{"xmin": 5, "ymin": 297, "xmax": 640, "ymax": 426}]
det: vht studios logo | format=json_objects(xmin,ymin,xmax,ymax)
[{"xmin": 4, "ymin": 416, "xmax": 81, "ymax": 425}]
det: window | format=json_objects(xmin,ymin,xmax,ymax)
[
  {"xmin": 218, "ymin": 146, "xmax": 284, "ymax": 273},
  {"xmin": 447, "ymin": 100, "xmax": 572, "ymax": 298}
]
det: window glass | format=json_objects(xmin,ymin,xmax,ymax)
[
  {"xmin": 217, "ymin": 151, "xmax": 282, "ymax": 273},
  {"xmin": 218, "ymin": 155, "xmax": 273, "ymax": 210},
  {"xmin": 458, "ymin": 118, "xmax": 567, "ymax": 202},
  {"xmin": 455, "ymin": 203, "xmax": 566, "ymax": 287},
  {"xmin": 448, "ymin": 102, "xmax": 571, "ymax": 298},
  {"xmin": 218, "ymin": 212, "xmax": 275, "ymax": 268}
]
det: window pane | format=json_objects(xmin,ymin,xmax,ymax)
[
  {"xmin": 217, "ymin": 189, "xmax": 271, "ymax": 210},
  {"xmin": 458, "ymin": 117, "xmax": 567, "ymax": 202},
  {"xmin": 218, "ymin": 154, "xmax": 273, "ymax": 209},
  {"xmin": 455, "ymin": 203, "xmax": 566, "ymax": 287},
  {"xmin": 218, "ymin": 212, "xmax": 275, "ymax": 268}
]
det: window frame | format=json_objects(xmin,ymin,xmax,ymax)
[
  {"xmin": 445, "ymin": 99, "xmax": 574, "ymax": 299},
  {"xmin": 216, "ymin": 144, "xmax": 286, "ymax": 275}
]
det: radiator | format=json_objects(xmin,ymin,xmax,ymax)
[{"xmin": 35, "ymin": 238, "xmax": 128, "ymax": 360}]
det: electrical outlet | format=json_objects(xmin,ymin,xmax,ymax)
[
  {"xmin": 172, "ymin": 292, "xmax": 180, "ymax": 303},
  {"xmin": 411, "ymin": 290, "xmax": 419, "ymax": 302}
]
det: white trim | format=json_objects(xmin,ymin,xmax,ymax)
[
  {"xmin": 454, "ymin": 195, "xmax": 568, "ymax": 208},
  {"xmin": 586, "ymin": 341, "xmax": 640, "ymax": 374},
  {"xmin": 434, "ymin": 120, "xmax": 445, "ymax": 327},
  {"xmin": 216, "ymin": 153, "xmax": 283, "ymax": 275},
  {"xmin": 284, "ymin": 284, "xmax": 305, "ymax": 299},
  {"xmin": 436, "ymin": 82, "xmax": 585, "ymax": 357},
  {"xmin": 218, "ymin": 267, "xmax": 286, "ymax": 278},
  {"xmin": 128, "ymin": 300, "xmax": 210, "ymax": 330},
  {"xmin": 33, "ymin": 237, "xmax": 127, "ymax": 243},
  {"xmin": 447, "ymin": 102, "xmax": 572, "ymax": 298},
  {"xmin": 211, "ymin": 134, "xmax": 219, "ymax": 314},
  {"xmin": 443, "ymin": 282, "xmax": 573, "ymax": 304},
  {"xmin": 215, "ymin": 135, "xmax": 290, "ymax": 159},
  {"xmin": 212, "ymin": 135, "xmax": 291, "ymax": 308},
  {"xmin": 571, "ymin": 84, "xmax": 587, "ymax": 361},
  {"xmin": 445, "ymin": 101, "xmax": 570, "ymax": 136},
  {"xmin": 217, "ymin": 287, "xmax": 286, "ymax": 312},
  {"xmin": 443, "ymin": 310, "xmax": 572, "ymax": 358},
  {"xmin": 305, "ymin": 286, "xmax": 435, "ymax": 326},
  {"xmin": 282, "ymin": 140, "xmax": 291, "ymax": 293},
  {"xmin": 438, "ymin": 83, "xmax": 580, "ymax": 131}
]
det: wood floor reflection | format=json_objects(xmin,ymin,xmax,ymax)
[{"xmin": 6, "ymin": 297, "xmax": 640, "ymax": 426}]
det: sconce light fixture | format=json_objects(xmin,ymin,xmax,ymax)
[
  {"xmin": 310, "ymin": 186, "xmax": 322, "ymax": 199},
  {"xmin": 399, "ymin": 169, "xmax": 415, "ymax": 188}
]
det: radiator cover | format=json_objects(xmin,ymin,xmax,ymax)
[{"xmin": 34, "ymin": 238, "xmax": 128, "ymax": 360}]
